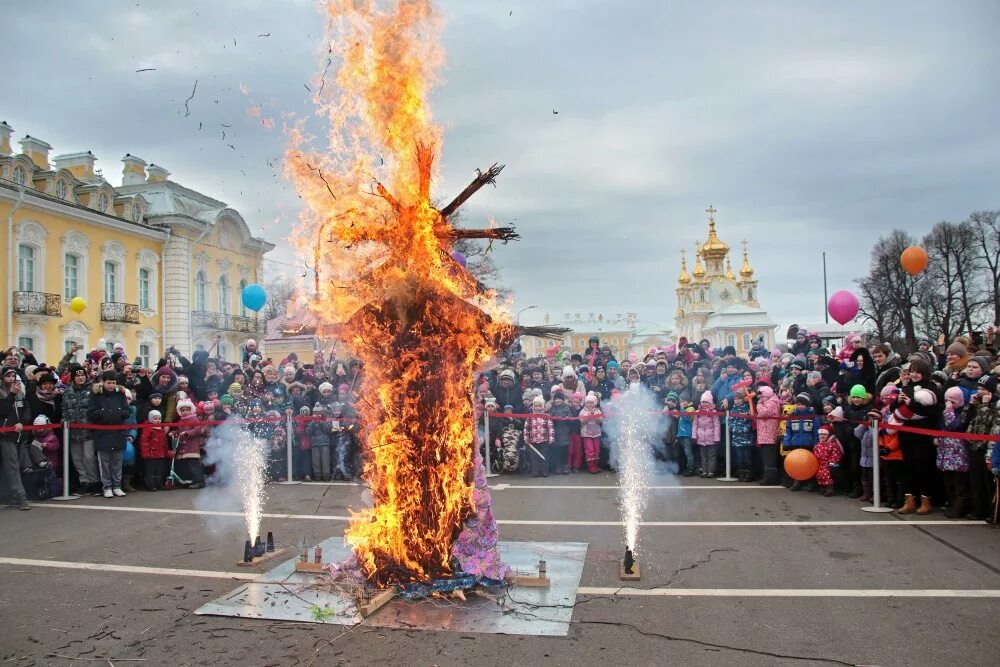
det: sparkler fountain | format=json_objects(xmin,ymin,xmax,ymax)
[{"xmin": 611, "ymin": 384, "xmax": 657, "ymax": 580}]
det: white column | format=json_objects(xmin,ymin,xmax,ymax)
[{"xmin": 162, "ymin": 235, "xmax": 191, "ymax": 357}]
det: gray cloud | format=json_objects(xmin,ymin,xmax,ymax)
[{"xmin": 5, "ymin": 0, "xmax": 998, "ymax": 332}]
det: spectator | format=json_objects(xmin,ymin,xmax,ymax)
[{"xmin": 87, "ymin": 370, "xmax": 132, "ymax": 498}]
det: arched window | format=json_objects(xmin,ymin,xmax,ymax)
[
  {"xmin": 218, "ymin": 275, "xmax": 231, "ymax": 315},
  {"xmin": 747, "ymin": 287, "xmax": 754, "ymax": 301},
  {"xmin": 238, "ymin": 279, "xmax": 248, "ymax": 316},
  {"xmin": 195, "ymin": 271, "xmax": 208, "ymax": 311},
  {"xmin": 699, "ymin": 290, "xmax": 705, "ymax": 302},
  {"xmin": 17, "ymin": 244, "xmax": 35, "ymax": 291}
]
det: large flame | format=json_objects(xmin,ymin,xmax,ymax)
[{"xmin": 286, "ymin": 0, "xmax": 514, "ymax": 586}]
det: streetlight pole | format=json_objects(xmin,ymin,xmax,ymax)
[
  {"xmin": 516, "ymin": 305, "xmax": 537, "ymax": 356},
  {"xmin": 822, "ymin": 251, "xmax": 829, "ymax": 324}
]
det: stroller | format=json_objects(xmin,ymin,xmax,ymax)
[{"xmin": 163, "ymin": 431, "xmax": 191, "ymax": 490}]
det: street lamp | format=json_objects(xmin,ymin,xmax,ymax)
[{"xmin": 515, "ymin": 305, "xmax": 537, "ymax": 357}]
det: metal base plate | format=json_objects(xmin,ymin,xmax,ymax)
[{"xmin": 196, "ymin": 537, "xmax": 587, "ymax": 636}]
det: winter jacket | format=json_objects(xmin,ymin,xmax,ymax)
[
  {"xmin": 306, "ymin": 419, "xmax": 331, "ymax": 447},
  {"xmin": 755, "ymin": 396, "xmax": 781, "ymax": 446},
  {"xmin": 855, "ymin": 423, "xmax": 873, "ymax": 467},
  {"xmin": 0, "ymin": 386, "xmax": 32, "ymax": 445},
  {"xmin": 174, "ymin": 414, "xmax": 208, "ymax": 459},
  {"xmin": 141, "ymin": 366, "xmax": 180, "ymax": 422},
  {"xmin": 61, "ymin": 381, "xmax": 92, "ymax": 440},
  {"xmin": 86, "ymin": 386, "xmax": 131, "ymax": 452},
  {"xmin": 676, "ymin": 406, "xmax": 694, "ymax": 439},
  {"xmin": 295, "ymin": 420, "xmax": 312, "ymax": 450},
  {"xmin": 693, "ymin": 409, "xmax": 721, "ymax": 446},
  {"xmin": 524, "ymin": 414, "xmax": 554, "ymax": 446},
  {"xmin": 783, "ymin": 407, "xmax": 819, "ymax": 449},
  {"xmin": 549, "ymin": 403, "xmax": 574, "ymax": 446},
  {"xmin": 139, "ymin": 426, "xmax": 170, "ymax": 459},
  {"xmin": 935, "ymin": 406, "xmax": 969, "ymax": 472},
  {"xmin": 32, "ymin": 431, "xmax": 60, "ymax": 469},
  {"xmin": 728, "ymin": 402, "xmax": 754, "ymax": 447},
  {"xmin": 711, "ymin": 373, "xmax": 740, "ymax": 405},
  {"xmin": 578, "ymin": 406, "xmax": 603, "ymax": 439},
  {"xmin": 964, "ymin": 399, "xmax": 998, "ymax": 452}
]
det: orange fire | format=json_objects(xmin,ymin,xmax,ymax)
[{"xmin": 286, "ymin": 0, "xmax": 515, "ymax": 586}]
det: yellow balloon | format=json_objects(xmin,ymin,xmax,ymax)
[{"xmin": 70, "ymin": 296, "xmax": 86, "ymax": 314}]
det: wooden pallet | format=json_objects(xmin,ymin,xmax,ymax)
[
  {"xmin": 619, "ymin": 560, "xmax": 641, "ymax": 581},
  {"xmin": 235, "ymin": 548, "xmax": 287, "ymax": 568}
]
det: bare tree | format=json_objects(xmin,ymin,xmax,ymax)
[
  {"xmin": 921, "ymin": 220, "xmax": 984, "ymax": 340},
  {"xmin": 968, "ymin": 210, "xmax": 1000, "ymax": 326},
  {"xmin": 260, "ymin": 274, "xmax": 296, "ymax": 322},
  {"xmin": 856, "ymin": 230, "xmax": 923, "ymax": 351}
]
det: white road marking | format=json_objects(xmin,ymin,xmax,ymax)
[
  {"xmin": 492, "ymin": 485, "xmax": 785, "ymax": 490},
  {"xmin": 577, "ymin": 587, "xmax": 1000, "ymax": 598},
  {"xmin": 0, "ymin": 557, "xmax": 995, "ymax": 598},
  {"xmin": 28, "ymin": 504, "xmax": 983, "ymax": 527},
  {"xmin": 0, "ymin": 556, "xmax": 257, "ymax": 580}
]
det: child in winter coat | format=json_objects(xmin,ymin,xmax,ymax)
[
  {"xmin": 294, "ymin": 406, "xmax": 313, "ymax": 481},
  {"xmin": 813, "ymin": 425, "xmax": 844, "ymax": 496},
  {"xmin": 174, "ymin": 399, "xmax": 208, "ymax": 488},
  {"xmin": 854, "ymin": 421, "xmax": 874, "ymax": 502},
  {"xmin": 139, "ymin": 410, "xmax": 169, "ymax": 490},
  {"xmin": 936, "ymin": 386, "xmax": 970, "ymax": 518},
  {"xmin": 693, "ymin": 391, "xmax": 721, "ymax": 478},
  {"xmin": 306, "ymin": 404, "xmax": 332, "ymax": 481},
  {"xmin": 660, "ymin": 392, "xmax": 680, "ymax": 468},
  {"xmin": 524, "ymin": 395, "xmax": 555, "ymax": 477},
  {"xmin": 728, "ymin": 389, "xmax": 755, "ymax": 481},
  {"xmin": 567, "ymin": 392, "xmax": 583, "ymax": 472},
  {"xmin": 548, "ymin": 389, "xmax": 573, "ymax": 475},
  {"xmin": 329, "ymin": 401, "xmax": 356, "ymax": 481},
  {"xmin": 25, "ymin": 415, "xmax": 56, "ymax": 471},
  {"xmin": 755, "ymin": 386, "xmax": 781, "ymax": 484},
  {"xmin": 578, "ymin": 393, "xmax": 603, "ymax": 474},
  {"xmin": 783, "ymin": 393, "xmax": 820, "ymax": 490},
  {"xmin": 267, "ymin": 410, "xmax": 286, "ymax": 481},
  {"xmin": 876, "ymin": 385, "xmax": 904, "ymax": 507},
  {"xmin": 677, "ymin": 400, "xmax": 696, "ymax": 476},
  {"xmin": 963, "ymin": 375, "xmax": 998, "ymax": 520}
]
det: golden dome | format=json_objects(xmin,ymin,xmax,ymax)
[
  {"xmin": 692, "ymin": 243, "xmax": 706, "ymax": 278},
  {"xmin": 740, "ymin": 239, "xmax": 754, "ymax": 279},
  {"xmin": 724, "ymin": 254, "xmax": 735, "ymax": 280},
  {"xmin": 699, "ymin": 205, "xmax": 729, "ymax": 260},
  {"xmin": 678, "ymin": 249, "xmax": 691, "ymax": 284}
]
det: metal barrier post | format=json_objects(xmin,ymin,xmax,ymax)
[
  {"xmin": 51, "ymin": 422, "xmax": 79, "ymax": 501},
  {"xmin": 861, "ymin": 416, "xmax": 892, "ymax": 513},
  {"xmin": 718, "ymin": 410, "xmax": 737, "ymax": 481},
  {"xmin": 484, "ymin": 406, "xmax": 498, "ymax": 478},
  {"xmin": 278, "ymin": 414, "xmax": 301, "ymax": 485}
]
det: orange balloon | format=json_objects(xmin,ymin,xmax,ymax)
[
  {"xmin": 784, "ymin": 448, "xmax": 819, "ymax": 481},
  {"xmin": 900, "ymin": 245, "xmax": 928, "ymax": 276}
]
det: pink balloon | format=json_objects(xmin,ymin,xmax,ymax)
[{"xmin": 827, "ymin": 290, "xmax": 860, "ymax": 325}]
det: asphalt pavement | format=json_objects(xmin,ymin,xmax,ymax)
[{"xmin": 1, "ymin": 473, "xmax": 998, "ymax": 666}]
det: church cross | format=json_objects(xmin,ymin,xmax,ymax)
[{"xmin": 705, "ymin": 205, "xmax": 717, "ymax": 222}]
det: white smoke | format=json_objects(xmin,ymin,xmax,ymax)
[{"xmin": 195, "ymin": 419, "xmax": 269, "ymax": 543}]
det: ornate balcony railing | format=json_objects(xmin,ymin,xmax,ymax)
[
  {"xmin": 191, "ymin": 310, "xmax": 261, "ymax": 334},
  {"xmin": 100, "ymin": 302, "xmax": 141, "ymax": 324},
  {"xmin": 12, "ymin": 291, "xmax": 61, "ymax": 316}
]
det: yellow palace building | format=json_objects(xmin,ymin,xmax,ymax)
[{"xmin": 0, "ymin": 121, "xmax": 274, "ymax": 365}]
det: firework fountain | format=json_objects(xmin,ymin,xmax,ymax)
[
  {"xmin": 609, "ymin": 384, "xmax": 657, "ymax": 577},
  {"xmin": 233, "ymin": 426, "xmax": 269, "ymax": 547}
]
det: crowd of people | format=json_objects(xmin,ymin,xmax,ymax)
[
  {"xmin": 2, "ymin": 327, "xmax": 999, "ymax": 523},
  {"xmin": 0, "ymin": 336, "xmax": 362, "ymax": 509},
  {"xmin": 476, "ymin": 330, "xmax": 1000, "ymax": 521}
]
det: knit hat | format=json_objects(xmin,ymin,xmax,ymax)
[
  {"xmin": 177, "ymin": 398, "xmax": 196, "ymax": 413},
  {"xmin": 571, "ymin": 392, "xmax": 583, "ymax": 402},
  {"xmin": 318, "ymin": 382, "xmax": 334, "ymax": 393},
  {"xmin": 665, "ymin": 391, "xmax": 679, "ymax": 402},
  {"xmin": 830, "ymin": 406, "xmax": 845, "ymax": 419},
  {"xmin": 700, "ymin": 391, "xmax": 714, "ymax": 404},
  {"xmin": 33, "ymin": 414, "xmax": 50, "ymax": 426},
  {"xmin": 338, "ymin": 383, "xmax": 350, "ymax": 392},
  {"xmin": 795, "ymin": 392, "xmax": 812, "ymax": 405},
  {"xmin": 530, "ymin": 388, "xmax": 543, "ymax": 400},
  {"xmin": 880, "ymin": 383, "xmax": 901, "ymax": 398},
  {"xmin": 849, "ymin": 385, "xmax": 867, "ymax": 400},
  {"xmin": 758, "ymin": 385, "xmax": 774, "ymax": 399},
  {"xmin": 551, "ymin": 388, "xmax": 565, "ymax": 400},
  {"xmin": 532, "ymin": 395, "xmax": 545, "ymax": 407},
  {"xmin": 177, "ymin": 374, "xmax": 189, "ymax": 384},
  {"xmin": 584, "ymin": 392, "xmax": 598, "ymax": 405},
  {"xmin": 228, "ymin": 382, "xmax": 242, "ymax": 394},
  {"xmin": 790, "ymin": 357, "xmax": 806, "ymax": 370},
  {"xmin": 149, "ymin": 391, "xmax": 163, "ymax": 400},
  {"xmin": 944, "ymin": 386, "xmax": 965, "ymax": 407},
  {"xmin": 499, "ymin": 368, "xmax": 516, "ymax": 381},
  {"xmin": 607, "ymin": 360, "xmax": 620, "ymax": 370},
  {"xmin": 560, "ymin": 365, "xmax": 575, "ymax": 379},
  {"xmin": 978, "ymin": 374, "xmax": 997, "ymax": 393},
  {"xmin": 913, "ymin": 387, "xmax": 937, "ymax": 407},
  {"xmin": 220, "ymin": 395, "xmax": 234, "ymax": 406},
  {"xmin": 148, "ymin": 410, "xmax": 162, "ymax": 421},
  {"xmin": 946, "ymin": 341, "xmax": 968, "ymax": 357},
  {"xmin": 312, "ymin": 403, "xmax": 326, "ymax": 414},
  {"xmin": 818, "ymin": 424, "xmax": 831, "ymax": 434},
  {"xmin": 969, "ymin": 355, "xmax": 992, "ymax": 373},
  {"xmin": 299, "ymin": 406, "xmax": 312, "ymax": 415}
]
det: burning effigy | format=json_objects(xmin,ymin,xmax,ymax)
[{"xmin": 285, "ymin": 0, "xmax": 564, "ymax": 594}]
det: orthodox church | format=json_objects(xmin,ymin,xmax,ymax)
[{"xmin": 674, "ymin": 207, "xmax": 776, "ymax": 355}]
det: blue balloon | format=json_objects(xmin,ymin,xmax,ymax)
[
  {"xmin": 451, "ymin": 251, "xmax": 467, "ymax": 268},
  {"xmin": 241, "ymin": 283, "xmax": 267, "ymax": 312},
  {"xmin": 123, "ymin": 441, "xmax": 135, "ymax": 466}
]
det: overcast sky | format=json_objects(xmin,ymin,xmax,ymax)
[{"xmin": 5, "ymin": 0, "xmax": 999, "ymax": 332}]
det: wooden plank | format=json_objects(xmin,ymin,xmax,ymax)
[
  {"xmin": 294, "ymin": 561, "xmax": 326, "ymax": 573},
  {"xmin": 235, "ymin": 548, "xmax": 287, "ymax": 568},
  {"xmin": 505, "ymin": 573, "xmax": 550, "ymax": 588},
  {"xmin": 619, "ymin": 560, "xmax": 641, "ymax": 581},
  {"xmin": 358, "ymin": 588, "xmax": 396, "ymax": 618}
]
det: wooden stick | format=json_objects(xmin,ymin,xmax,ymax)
[
  {"xmin": 439, "ymin": 163, "xmax": 505, "ymax": 218},
  {"xmin": 358, "ymin": 588, "xmax": 396, "ymax": 618},
  {"xmin": 443, "ymin": 227, "xmax": 520, "ymax": 242},
  {"xmin": 235, "ymin": 548, "xmax": 287, "ymax": 568}
]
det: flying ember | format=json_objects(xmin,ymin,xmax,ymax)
[{"xmin": 286, "ymin": 0, "xmax": 561, "ymax": 587}]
